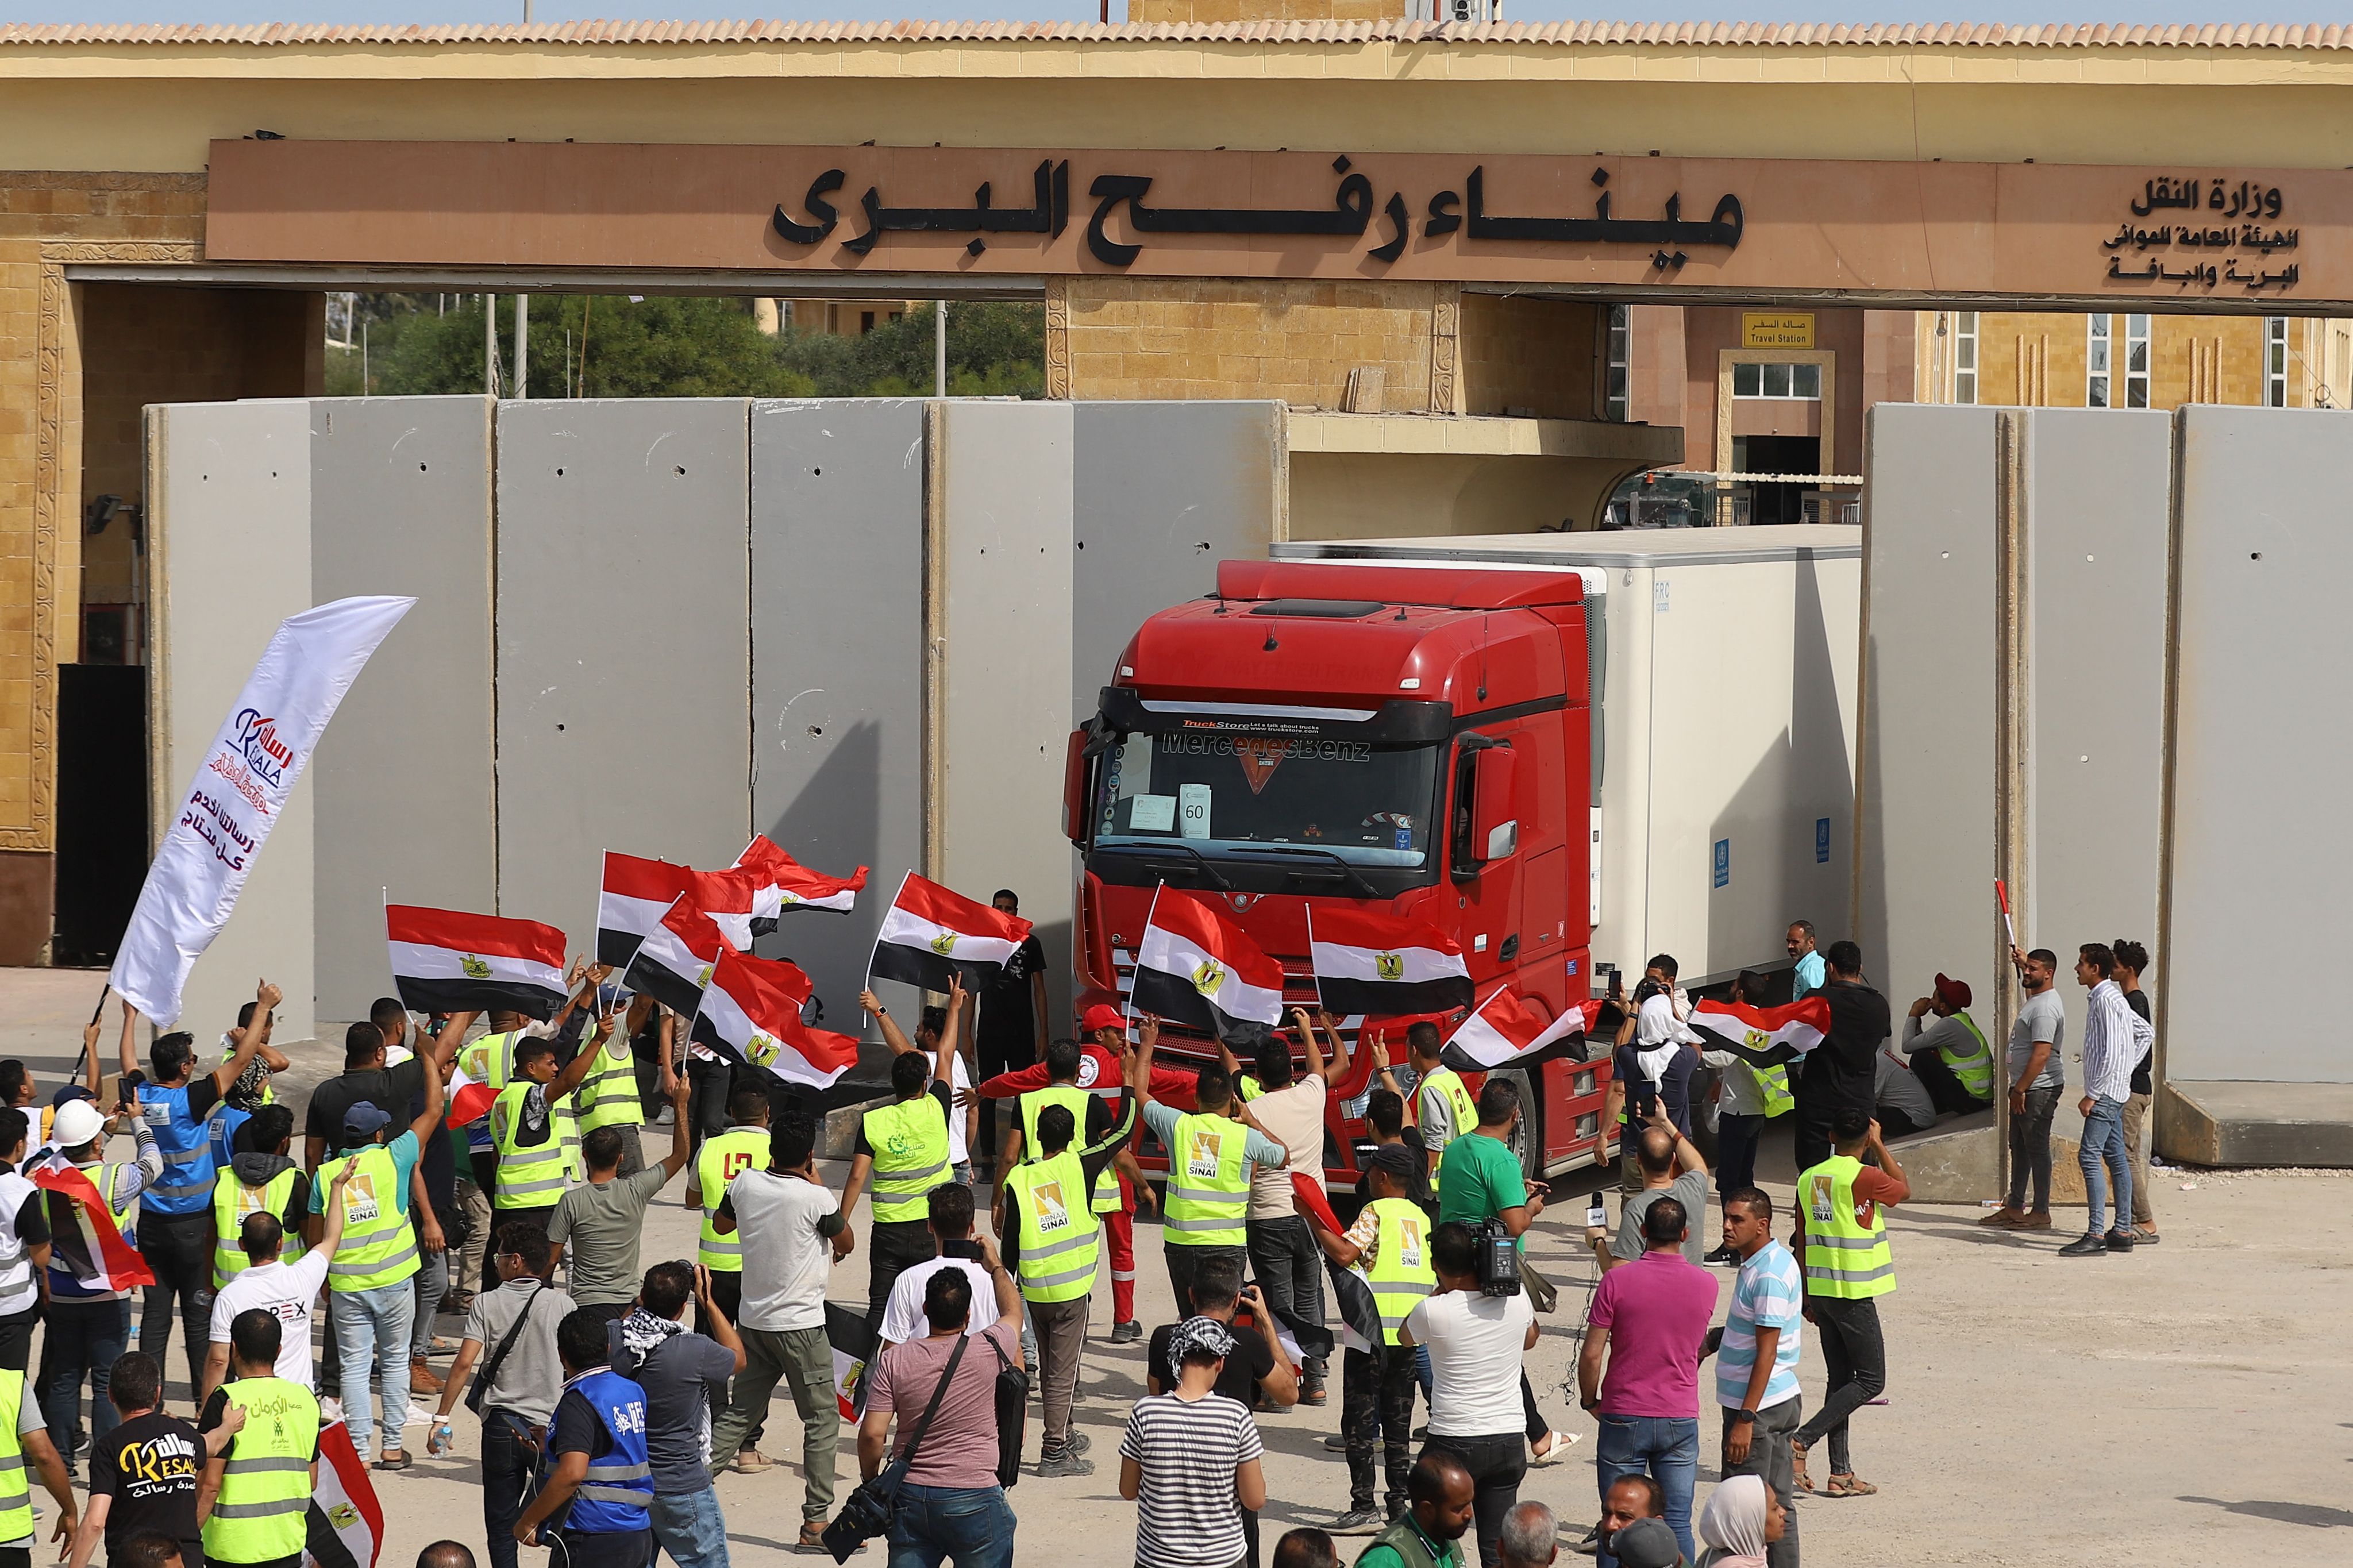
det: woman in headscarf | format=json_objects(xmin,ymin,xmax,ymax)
[{"xmin": 1696, "ymin": 1473, "xmax": 1784, "ymax": 1567}]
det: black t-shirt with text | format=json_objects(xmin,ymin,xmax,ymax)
[{"xmin": 90, "ymin": 1411, "xmax": 205, "ymax": 1556}]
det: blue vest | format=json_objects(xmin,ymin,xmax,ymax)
[
  {"xmin": 207, "ymin": 1102, "xmax": 252, "ymax": 1169},
  {"xmin": 141, "ymin": 1083, "xmax": 218, "ymax": 1218},
  {"xmin": 553, "ymin": 1369, "xmax": 652, "ymax": 1535}
]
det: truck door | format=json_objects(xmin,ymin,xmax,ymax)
[{"xmin": 1449, "ymin": 728, "xmax": 1524, "ymax": 993}]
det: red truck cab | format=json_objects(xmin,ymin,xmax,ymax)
[{"xmin": 1063, "ymin": 557, "xmax": 1615, "ymax": 1185}]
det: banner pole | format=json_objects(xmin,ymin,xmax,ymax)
[{"xmin": 1126, "ymin": 881, "xmax": 1166, "ymax": 1038}]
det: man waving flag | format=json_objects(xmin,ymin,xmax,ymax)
[
  {"xmin": 1131, "ymin": 887, "xmax": 1285, "ymax": 1043},
  {"xmin": 1442, "ymin": 986, "xmax": 1597, "ymax": 1071}
]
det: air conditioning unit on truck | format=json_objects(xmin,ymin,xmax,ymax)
[{"xmin": 1063, "ymin": 525, "xmax": 1861, "ymax": 1184}]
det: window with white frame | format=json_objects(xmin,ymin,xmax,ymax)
[
  {"xmin": 1607, "ymin": 305, "xmax": 1630, "ymax": 421},
  {"xmin": 2267, "ymin": 317, "xmax": 2289, "ymax": 407},
  {"xmin": 1952, "ymin": 311, "xmax": 1978, "ymax": 405},
  {"xmin": 2124, "ymin": 314, "xmax": 2151, "ymax": 408},
  {"xmin": 1731, "ymin": 360, "xmax": 1822, "ymax": 399},
  {"xmin": 2087, "ymin": 314, "xmax": 2111, "ymax": 408}
]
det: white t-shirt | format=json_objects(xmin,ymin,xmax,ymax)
[
  {"xmin": 1247, "ymin": 1076, "xmax": 1328, "ymax": 1220},
  {"xmin": 1407, "ymin": 1288, "xmax": 1535, "ymax": 1438},
  {"xmin": 945, "ymin": 1053, "xmax": 975, "ymax": 1166},
  {"xmin": 726, "ymin": 1169, "xmax": 839, "ymax": 1333},
  {"xmin": 878, "ymin": 1256, "xmax": 1000, "ymax": 1347},
  {"xmin": 209, "ymin": 1250, "xmax": 334, "ymax": 1386}
]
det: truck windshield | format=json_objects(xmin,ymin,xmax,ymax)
[{"xmin": 1093, "ymin": 728, "xmax": 1442, "ymax": 872}]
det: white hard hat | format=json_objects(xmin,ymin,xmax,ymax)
[{"xmin": 51, "ymin": 1099, "xmax": 106, "ymax": 1150}]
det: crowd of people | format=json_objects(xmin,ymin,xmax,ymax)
[{"xmin": 0, "ymin": 897, "xmax": 2161, "ymax": 1568}]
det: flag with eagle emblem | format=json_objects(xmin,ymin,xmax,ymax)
[
  {"xmin": 868, "ymin": 872, "xmax": 1033, "ymax": 993},
  {"xmin": 1131, "ymin": 886, "xmax": 1285, "ymax": 1042},
  {"xmin": 1306, "ymin": 906, "xmax": 1473, "ymax": 1016},
  {"xmin": 385, "ymin": 904, "xmax": 568, "ymax": 1020},
  {"xmin": 691, "ymin": 946, "xmax": 861, "ymax": 1093},
  {"xmin": 622, "ymin": 896, "xmax": 726, "ymax": 1019}
]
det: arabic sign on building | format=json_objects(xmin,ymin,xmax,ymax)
[
  {"xmin": 207, "ymin": 142, "xmax": 2353, "ymax": 305},
  {"xmin": 1742, "ymin": 313, "xmax": 1815, "ymax": 349}
]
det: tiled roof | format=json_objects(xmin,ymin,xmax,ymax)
[{"xmin": 2, "ymin": 21, "xmax": 2350, "ymax": 50}]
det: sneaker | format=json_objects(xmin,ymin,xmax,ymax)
[
  {"xmin": 1035, "ymin": 1449, "xmax": 1095, "ymax": 1479},
  {"xmin": 1564, "ymin": 1524, "xmax": 1601, "ymax": 1557},
  {"xmin": 733, "ymin": 1448, "xmax": 773, "ymax": 1474},
  {"xmin": 2057, "ymin": 1234, "xmax": 2109, "ymax": 1257},
  {"xmin": 1326, "ymin": 1509, "xmax": 1383, "ymax": 1536},
  {"xmin": 319, "ymin": 1397, "xmax": 344, "ymax": 1425},
  {"xmin": 1109, "ymin": 1320, "xmax": 1142, "ymax": 1344},
  {"xmin": 1323, "ymin": 1432, "xmax": 1349, "ymax": 1452},
  {"xmin": 2104, "ymin": 1228, "xmax": 2137, "ymax": 1252},
  {"xmin": 1703, "ymin": 1244, "xmax": 1740, "ymax": 1267},
  {"xmin": 1065, "ymin": 1431, "xmax": 1092, "ymax": 1458}
]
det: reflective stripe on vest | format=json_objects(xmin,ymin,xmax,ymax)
[
  {"xmin": 1753, "ymin": 1064, "xmax": 1797, "ymax": 1118},
  {"xmin": 861, "ymin": 1096, "xmax": 950, "ymax": 1224},
  {"xmin": 1008, "ymin": 1150, "xmax": 1100, "ymax": 1302},
  {"xmin": 202, "ymin": 1376, "xmax": 319, "ymax": 1564},
  {"xmin": 492, "ymin": 1081, "xmax": 579, "ymax": 1211},
  {"xmin": 211, "ymin": 1166, "xmax": 306, "ymax": 1288},
  {"xmin": 556, "ymin": 1369, "xmax": 653, "ymax": 1534},
  {"xmin": 0, "ymin": 1370, "xmax": 30, "ymax": 1547},
  {"xmin": 1799, "ymin": 1154, "xmax": 1896, "ymax": 1300},
  {"xmin": 316, "ymin": 1143, "xmax": 421, "ymax": 1291},
  {"xmin": 573, "ymin": 1030, "xmax": 644, "ymax": 1134},
  {"xmin": 1417, "ymin": 1070, "xmax": 1478, "ymax": 1193},
  {"xmin": 1020, "ymin": 1085, "xmax": 1120, "ymax": 1214},
  {"xmin": 1947, "ymin": 1012, "xmax": 1997, "ymax": 1100},
  {"xmin": 1161, "ymin": 1111, "xmax": 1250, "ymax": 1247},
  {"xmin": 696, "ymin": 1128, "xmax": 771, "ymax": 1270},
  {"xmin": 1362, "ymin": 1196, "xmax": 1437, "ymax": 1346},
  {"xmin": 140, "ymin": 1082, "xmax": 218, "ymax": 1214}
]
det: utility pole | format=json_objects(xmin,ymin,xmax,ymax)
[
  {"xmin": 934, "ymin": 300, "xmax": 948, "ymax": 398},
  {"xmin": 515, "ymin": 294, "xmax": 529, "ymax": 398}
]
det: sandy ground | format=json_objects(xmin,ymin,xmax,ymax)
[{"xmin": 5, "ymin": 966, "xmax": 2349, "ymax": 1567}]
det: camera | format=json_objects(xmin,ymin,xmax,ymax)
[
  {"xmin": 1632, "ymin": 975, "xmax": 1666, "ymax": 1006},
  {"xmin": 1476, "ymin": 1220, "xmax": 1522, "ymax": 1298}
]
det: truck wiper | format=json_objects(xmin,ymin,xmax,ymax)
[
  {"xmin": 1233, "ymin": 845, "xmax": 1384, "ymax": 899},
  {"xmin": 1099, "ymin": 839, "xmax": 1234, "ymax": 892}
]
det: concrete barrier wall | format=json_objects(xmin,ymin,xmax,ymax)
[
  {"xmin": 309, "ymin": 397, "xmax": 496, "ymax": 1024},
  {"xmin": 2166, "ymin": 406, "xmax": 2353, "ymax": 1083},
  {"xmin": 749, "ymin": 399, "xmax": 927, "ymax": 1025},
  {"xmin": 494, "ymin": 399, "xmax": 752, "ymax": 937},
  {"xmin": 144, "ymin": 400, "xmax": 318, "ymax": 1045}
]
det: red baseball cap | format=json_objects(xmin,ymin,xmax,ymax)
[
  {"xmin": 1080, "ymin": 1003, "xmax": 1129, "ymax": 1035},
  {"xmin": 1934, "ymin": 973, "xmax": 1973, "ymax": 1011}
]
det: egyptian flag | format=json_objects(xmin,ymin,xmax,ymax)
[
  {"xmin": 1688, "ymin": 996, "xmax": 1831, "ymax": 1063},
  {"xmin": 32, "ymin": 1155, "xmax": 155, "ymax": 1292},
  {"xmin": 680, "ymin": 865, "xmax": 767, "ymax": 953},
  {"xmin": 692, "ymin": 947, "xmax": 861, "ymax": 1093},
  {"xmin": 1441, "ymin": 986, "xmax": 1596, "ymax": 1071},
  {"xmin": 1131, "ymin": 888, "xmax": 1284, "ymax": 1043},
  {"xmin": 735, "ymin": 835, "xmax": 868, "ymax": 930},
  {"xmin": 308, "ymin": 1421, "xmax": 383, "ymax": 1568},
  {"xmin": 828, "ymin": 1302, "xmax": 873, "ymax": 1417},
  {"xmin": 1308, "ymin": 908, "xmax": 1472, "ymax": 1016},
  {"xmin": 622, "ymin": 897, "xmax": 726, "ymax": 1019},
  {"xmin": 597, "ymin": 850, "xmax": 690, "ymax": 969},
  {"xmin": 445, "ymin": 1055, "xmax": 499, "ymax": 1129},
  {"xmin": 869, "ymin": 872, "xmax": 1033, "ymax": 992},
  {"xmin": 386, "ymin": 906, "xmax": 568, "ymax": 1021},
  {"xmin": 1293, "ymin": 1174, "xmax": 1384, "ymax": 1354}
]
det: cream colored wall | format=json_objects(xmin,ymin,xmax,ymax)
[{"xmin": 1916, "ymin": 309, "xmax": 2327, "ymax": 409}]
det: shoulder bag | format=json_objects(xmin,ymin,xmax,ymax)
[
  {"xmin": 982, "ymin": 1330, "xmax": 1028, "ymax": 1490},
  {"xmin": 821, "ymin": 1332, "xmax": 970, "ymax": 1563}
]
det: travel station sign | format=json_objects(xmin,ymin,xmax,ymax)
[{"xmin": 206, "ymin": 140, "xmax": 2348, "ymax": 307}]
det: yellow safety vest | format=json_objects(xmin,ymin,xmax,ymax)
[
  {"xmin": 861, "ymin": 1096, "xmax": 951, "ymax": 1224},
  {"xmin": 1018, "ymin": 1085, "xmax": 1120, "ymax": 1214},
  {"xmin": 202, "ymin": 1376, "xmax": 318, "ymax": 1565},
  {"xmin": 573, "ymin": 1027, "xmax": 644, "ymax": 1134},
  {"xmin": 1162, "ymin": 1111, "xmax": 1250, "ymax": 1248},
  {"xmin": 1418, "ymin": 1068, "xmax": 1478, "ymax": 1192},
  {"xmin": 314, "ymin": 1143, "xmax": 420, "ymax": 1293},
  {"xmin": 1946, "ymin": 1012, "xmax": 1997, "ymax": 1101},
  {"xmin": 1754, "ymin": 1064, "xmax": 1797, "ymax": 1119},
  {"xmin": 1361, "ymin": 1196, "xmax": 1437, "ymax": 1346},
  {"xmin": 1799, "ymin": 1154, "xmax": 1896, "ymax": 1300},
  {"xmin": 0, "ymin": 1369, "xmax": 30, "ymax": 1547},
  {"xmin": 1007, "ymin": 1149, "xmax": 1101, "ymax": 1304},
  {"xmin": 457, "ymin": 1031, "xmax": 520, "ymax": 1096},
  {"xmin": 491, "ymin": 1080, "xmax": 579, "ymax": 1211},
  {"xmin": 696, "ymin": 1127, "xmax": 771, "ymax": 1271},
  {"xmin": 211, "ymin": 1166, "xmax": 306, "ymax": 1288}
]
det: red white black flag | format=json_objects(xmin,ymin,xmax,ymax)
[
  {"xmin": 309, "ymin": 1420, "xmax": 383, "ymax": 1568},
  {"xmin": 1688, "ymin": 997, "xmax": 1831, "ymax": 1060},
  {"xmin": 692, "ymin": 947, "xmax": 861, "ymax": 1093},
  {"xmin": 1133, "ymin": 888, "xmax": 1286, "ymax": 1043},
  {"xmin": 868, "ymin": 873, "xmax": 1033, "ymax": 992},
  {"xmin": 735, "ymin": 835, "xmax": 868, "ymax": 927},
  {"xmin": 623, "ymin": 897, "xmax": 726, "ymax": 1019},
  {"xmin": 596, "ymin": 850, "xmax": 690, "ymax": 969},
  {"xmin": 1307, "ymin": 907, "xmax": 1473, "ymax": 1016},
  {"xmin": 32, "ymin": 1157, "xmax": 155, "ymax": 1293},
  {"xmin": 1441, "ymin": 986, "xmax": 1596, "ymax": 1072},
  {"xmin": 679, "ymin": 864, "xmax": 768, "ymax": 953},
  {"xmin": 386, "ymin": 904, "xmax": 568, "ymax": 1020}
]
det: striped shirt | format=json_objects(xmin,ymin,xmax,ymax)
[
  {"xmin": 1716, "ymin": 1239, "xmax": 1804, "ymax": 1411},
  {"xmin": 1120, "ymin": 1391, "xmax": 1264, "ymax": 1568}
]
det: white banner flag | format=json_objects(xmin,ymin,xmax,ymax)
[{"xmin": 110, "ymin": 595, "xmax": 414, "ymax": 1027}]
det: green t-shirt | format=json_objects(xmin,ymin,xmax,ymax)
[{"xmin": 1435, "ymin": 1131, "xmax": 1527, "ymax": 1230}]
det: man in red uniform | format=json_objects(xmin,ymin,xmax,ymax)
[{"xmin": 976, "ymin": 1003, "xmax": 1194, "ymax": 1340}]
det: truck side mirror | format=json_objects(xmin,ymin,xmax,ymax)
[
  {"xmin": 1063, "ymin": 727, "xmax": 1093, "ymax": 845},
  {"xmin": 1473, "ymin": 743, "xmax": 1519, "ymax": 864}
]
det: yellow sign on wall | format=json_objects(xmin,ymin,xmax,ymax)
[{"xmin": 1743, "ymin": 313, "xmax": 1816, "ymax": 349}]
